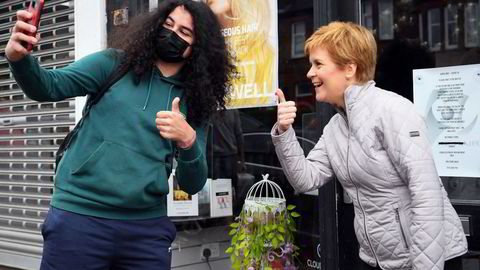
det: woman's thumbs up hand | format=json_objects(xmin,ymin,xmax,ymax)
[{"xmin": 276, "ymin": 89, "xmax": 297, "ymax": 134}]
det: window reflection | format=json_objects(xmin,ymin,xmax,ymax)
[{"xmin": 361, "ymin": 0, "xmax": 480, "ymax": 205}]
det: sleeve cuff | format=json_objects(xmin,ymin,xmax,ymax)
[
  {"xmin": 177, "ymin": 139, "xmax": 202, "ymax": 162},
  {"xmin": 7, "ymin": 54, "xmax": 35, "ymax": 73},
  {"xmin": 271, "ymin": 123, "xmax": 294, "ymax": 138}
]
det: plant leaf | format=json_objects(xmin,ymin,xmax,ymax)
[
  {"xmin": 225, "ymin": 247, "xmax": 233, "ymax": 254},
  {"xmin": 278, "ymin": 226, "xmax": 285, "ymax": 233},
  {"xmin": 277, "ymin": 234, "xmax": 285, "ymax": 241},
  {"xmin": 230, "ymin": 223, "xmax": 239, "ymax": 228},
  {"xmin": 287, "ymin": 205, "xmax": 296, "ymax": 211},
  {"xmin": 229, "ymin": 229, "xmax": 237, "ymax": 235},
  {"xmin": 272, "ymin": 237, "xmax": 278, "ymax": 247},
  {"xmin": 291, "ymin": 212, "xmax": 301, "ymax": 217}
]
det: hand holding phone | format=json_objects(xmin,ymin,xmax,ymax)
[
  {"xmin": 4, "ymin": 2, "xmax": 43, "ymax": 62},
  {"xmin": 23, "ymin": 0, "xmax": 44, "ymax": 51}
]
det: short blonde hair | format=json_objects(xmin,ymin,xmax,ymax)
[{"xmin": 304, "ymin": 21, "xmax": 377, "ymax": 83}]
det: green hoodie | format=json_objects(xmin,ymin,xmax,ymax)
[{"xmin": 8, "ymin": 49, "xmax": 208, "ymax": 219}]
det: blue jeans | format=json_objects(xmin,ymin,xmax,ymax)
[{"xmin": 40, "ymin": 207, "xmax": 176, "ymax": 270}]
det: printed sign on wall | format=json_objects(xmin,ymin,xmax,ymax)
[{"xmin": 413, "ymin": 64, "xmax": 480, "ymax": 177}]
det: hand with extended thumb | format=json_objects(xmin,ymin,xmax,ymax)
[
  {"xmin": 276, "ymin": 89, "xmax": 297, "ymax": 134},
  {"xmin": 171, "ymin": 97, "xmax": 185, "ymax": 119},
  {"xmin": 156, "ymin": 97, "xmax": 196, "ymax": 149}
]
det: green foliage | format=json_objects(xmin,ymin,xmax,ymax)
[{"xmin": 225, "ymin": 204, "xmax": 301, "ymax": 269}]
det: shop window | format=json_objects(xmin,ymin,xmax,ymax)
[
  {"xmin": 295, "ymin": 81, "xmax": 312, "ymax": 97},
  {"xmin": 362, "ymin": 0, "xmax": 374, "ymax": 30},
  {"xmin": 427, "ymin": 8, "xmax": 441, "ymax": 51},
  {"xmin": 291, "ymin": 21, "xmax": 306, "ymax": 58},
  {"xmin": 464, "ymin": 2, "xmax": 479, "ymax": 48},
  {"xmin": 418, "ymin": 13, "xmax": 424, "ymax": 45},
  {"xmin": 378, "ymin": 0, "xmax": 394, "ymax": 40},
  {"xmin": 444, "ymin": 4, "xmax": 459, "ymax": 50}
]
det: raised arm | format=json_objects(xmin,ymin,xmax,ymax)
[{"xmin": 271, "ymin": 89, "xmax": 334, "ymax": 193}]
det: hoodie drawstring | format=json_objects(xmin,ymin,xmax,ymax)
[
  {"xmin": 142, "ymin": 70, "xmax": 154, "ymax": 111},
  {"xmin": 166, "ymin": 84, "xmax": 173, "ymax": 111},
  {"xmin": 143, "ymin": 69, "xmax": 176, "ymax": 111}
]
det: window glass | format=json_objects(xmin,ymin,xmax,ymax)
[
  {"xmin": 362, "ymin": 0, "xmax": 480, "ymax": 205},
  {"xmin": 465, "ymin": 2, "xmax": 479, "ymax": 47},
  {"xmin": 378, "ymin": 0, "xmax": 394, "ymax": 40},
  {"xmin": 362, "ymin": 0, "xmax": 374, "ymax": 30},
  {"xmin": 445, "ymin": 5, "xmax": 459, "ymax": 49},
  {"xmin": 428, "ymin": 8, "xmax": 441, "ymax": 51},
  {"xmin": 292, "ymin": 22, "xmax": 306, "ymax": 58}
]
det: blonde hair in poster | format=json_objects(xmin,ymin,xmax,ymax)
[{"xmin": 206, "ymin": 0, "xmax": 277, "ymax": 108}]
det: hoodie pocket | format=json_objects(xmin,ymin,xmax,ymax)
[
  {"xmin": 394, "ymin": 204, "xmax": 411, "ymax": 250},
  {"xmin": 67, "ymin": 140, "xmax": 169, "ymax": 209}
]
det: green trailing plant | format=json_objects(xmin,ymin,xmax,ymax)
[{"xmin": 225, "ymin": 204, "xmax": 301, "ymax": 270}]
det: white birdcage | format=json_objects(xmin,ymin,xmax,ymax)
[
  {"xmin": 243, "ymin": 174, "xmax": 286, "ymax": 222},
  {"xmin": 227, "ymin": 174, "xmax": 299, "ymax": 269}
]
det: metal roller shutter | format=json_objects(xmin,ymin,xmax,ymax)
[{"xmin": 0, "ymin": 1, "xmax": 74, "ymax": 269}]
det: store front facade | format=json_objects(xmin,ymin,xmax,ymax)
[{"xmin": 0, "ymin": 0, "xmax": 478, "ymax": 269}]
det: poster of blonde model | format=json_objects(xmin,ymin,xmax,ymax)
[{"xmin": 205, "ymin": 0, "xmax": 278, "ymax": 108}]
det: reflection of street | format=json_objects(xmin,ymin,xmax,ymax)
[
  {"xmin": 207, "ymin": 109, "xmax": 250, "ymax": 215},
  {"xmin": 443, "ymin": 177, "xmax": 480, "ymax": 202}
]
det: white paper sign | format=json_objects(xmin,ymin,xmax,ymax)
[
  {"xmin": 413, "ymin": 64, "xmax": 480, "ymax": 177},
  {"xmin": 167, "ymin": 169, "xmax": 199, "ymax": 216},
  {"xmin": 210, "ymin": 178, "xmax": 233, "ymax": 217}
]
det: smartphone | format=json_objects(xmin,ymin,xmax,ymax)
[{"xmin": 23, "ymin": 0, "xmax": 44, "ymax": 51}]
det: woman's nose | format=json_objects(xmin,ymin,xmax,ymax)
[{"xmin": 306, "ymin": 66, "xmax": 314, "ymax": 79}]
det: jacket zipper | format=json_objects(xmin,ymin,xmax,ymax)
[
  {"xmin": 394, "ymin": 208, "xmax": 409, "ymax": 249},
  {"xmin": 344, "ymin": 110, "xmax": 380, "ymax": 267}
]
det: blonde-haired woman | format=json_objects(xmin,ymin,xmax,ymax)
[
  {"xmin": 207, "ymin": 0, "xmax": 275, "ymax": 105},
  {"xmin": 272, "ymin": 21, "xmax": 467, "ymax": 270}
]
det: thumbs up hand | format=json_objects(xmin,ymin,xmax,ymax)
[
  {"xmin": 156, "ymin": 97, "xmax": 196, "ymax": 149},
  {"xmin": 276, "ymin": 89, "xmax": 297, "ymax": 134}
]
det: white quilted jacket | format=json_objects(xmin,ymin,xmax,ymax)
[{"xmin": 272, "ymin": 81, "xmax": 467, "ymax": 270}]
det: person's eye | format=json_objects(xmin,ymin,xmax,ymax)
[{"xmin": 181, "ymin": 30, "xmax": 191, "ymax": 37}]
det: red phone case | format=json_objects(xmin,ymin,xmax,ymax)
[{"xmin": 25, "ymin": 0, "xmax": 44, "ymax": 51}]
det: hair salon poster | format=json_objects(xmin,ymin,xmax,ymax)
[
  {"xmin": 205, "ymin": 0, "xmax": 279, "ymax": 109},
  {"xmin": 413, "ymin": 64, "xmax": 480, "ymax": 177}
]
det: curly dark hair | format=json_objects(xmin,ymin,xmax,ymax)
[{"xmin": 109, "ymin": 0, "xmax": 236, "ymax": 126}]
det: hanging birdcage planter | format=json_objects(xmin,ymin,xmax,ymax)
[{"xmin": 226, "ymin": 174, "xmax": 300, "ymax": 270}]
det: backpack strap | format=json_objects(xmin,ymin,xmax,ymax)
[
  {"xmin": 55, "ymin": 64, "xmax": 129, "ymax": 171},
  {"xmin": 83, "ymin": 64, "xmax": 129, "ymax": 117}
]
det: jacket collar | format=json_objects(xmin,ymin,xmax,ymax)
[
  {"xmin": 343, "ymin": 80, "xmax": 375, "ymax": 112},
  {"xmin": 335, "ymin": 80, "xmax": 375, "ymax": 121}
]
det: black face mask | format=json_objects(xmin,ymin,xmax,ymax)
[{"xmin": 156, "ymin": 26, "xmax": 191, "ymax": 63}]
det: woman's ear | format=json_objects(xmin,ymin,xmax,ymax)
[{"xmin": 345, "ymin": 63, "xmax": 357, "ymax": 80}]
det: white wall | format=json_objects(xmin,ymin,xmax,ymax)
[
  {"xmin": 73, "ymin": 0, "xmax": 107, "ymax": 123},
  {"xmin": 150, "ymin": 0, "xmax": 158, "ymax": 11}
]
